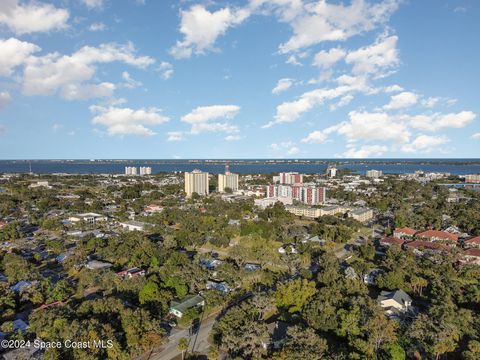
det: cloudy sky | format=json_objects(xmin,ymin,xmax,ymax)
[{"xmin": 0, "ymin": 0, "xmax": 479, "ymax": 159}]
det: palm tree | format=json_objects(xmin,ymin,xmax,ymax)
[{"xmin": 178, "ymin": 337, "xmax": 189, "ymax": 360}]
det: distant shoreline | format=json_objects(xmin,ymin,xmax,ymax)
[{"xmin": 1, "ymin": 159, "xmax": 480, "ymax": 166}]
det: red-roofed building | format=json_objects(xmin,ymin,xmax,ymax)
[
  {"xmin": 464, "ymin": 236, "xmax": 480, "ymax": 249},
  {"xmin": 393, "ymin": 227, "xmax": 417, "ymax": 239},
  {"xmin": 415, "ymin": 230, "xmax": 458, "ymax": 244},
  {"xmin": 462, "ymin": 248, "xmax": 480, "ymax": 265},
  {"xmin": 380, "ymin": 237, "xmax": 405, "ymax": 247},
  {"xmin": 116, "ymin": 267, "xmax": 146, "ymax": 279},
  {"xmin": 404, "ymin": 240, "xmax": 451, "ymax": 254},
  {"xmin": 145, "ymin": 204, "xmax": 163, "ymax": 214}
]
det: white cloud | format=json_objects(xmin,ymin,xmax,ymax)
[
  {"xmin": 89, "ymin": 22, "xmax": 107, "ymax": 32},
  {"xmin": 421, "ymin": 96, "xmax": 440, "ymax": 108},
  {"xmin": 383, "ymin": 84, "xmax": 403, "ymax": 93},
  {"xmin": 90, "ymin": 105, "xmax": 169, "ymax": 136},
  {"xmin": 384, "ymin": 91, "xmax": 418, "ymax": 110},
  {"xmin": 345, "ymin": 34, "xmax": 399, "ymax": 77},
  {"xmin": 337, "ymin": 111, "xmax": 410, "ymax": 143},
  {"xmin": 121, "ymin": 71, "xmax": 142, "ymax": 89},
  {"xmin": 301, "ymin": 130, "xmax": 328, "ymax": 144},
  {"xmin": 0, "ymin": 37, "xmax": 40, "ymax": 76},
  {"xmin": 269, "ymin": 140, "xmax": 299, "ymax": 156},
  {"xmin": 0, "ymin": 125, "xmax": 5, "ymax": 134},
  {"xmin": 60, "ymin": 82, "xmax": 115, "ymax": 100},
  {"xmin": 286, "ymin": 54, "xmax": 302, "ymax": 66},
  {"xmin": 472, "ymin": 133, "xmax": 480, "ymax": 140},
  {"xmin": 170, "ymin": 5, "xmax": 250, "ymax": 59},
  {"xmin": 52, "ymin": 123, "xmax": 62, "ymax": 132},
  {"xmin": 21, "ymin": 42, "xmax": 154, "ymax": 100},
  {"xmin": 313, "ymin": 47, "xmax": 345, "ymax": 68},
  {"xmin": 401, "ymin": 134, "xmax": 449, "ymax": 153},
  {"xmin": 265, "ymin": 75, "xmax": 370, "ymax": 127},
  {"xmin": 81, "ymin": 0, "xmax": 105, "ymax": 9},
  {"xmin": 272, "ymin": 78, "xmax": 294, "ymax": 94},
  {"xmin": 343, "ymin": 144, "xmax": 388, "ymax": 158},
  {"xmin": 408, "ymin": 111, "xmax": 476, "ymax": 132},
  {"xmin": 157, "ymin": 62, "xmax": 174, "ymax": 80},
  {"xmin": 330, "ymin": 94, "xmax": 353, "ymax": 111},
  {"xmin": 181, "ymin": 105, "xmax": 240, "ymax": 134},
  {"xmin": 278, "ymin": 0, "xmax": 399, "ymax": 53},
  {"xmin": 225, "ymin": 134, "xmax": 241, "ymax": 141},
  {"xmin": 0, "ymin": 91, "xmax": 11, "ymax": 110},
  {"xmin": 167, "ymin": 131, "xmax": 184, "ymax": 142},
  {"xmin": 0, "ymin": 0, "xmax": 69, "ymax": 35}
]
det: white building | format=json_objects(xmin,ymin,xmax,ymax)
[
  {"xmin": 68, "ymin": 213, "xmax": 107, "ymax": 224},
  {"xmin": 125, "ymin": 166, "xmax": 137, "ymax": 176},
  {"xmin": 266, "ymin": 184, "xmax": 326, "ymax": 205},
  {"xmin": 139, "ymin": 166, "xmax": 152, "ymax": 176},
  {"xmin": 326, "ymin": 165, "xmax": 337, "ymax": 178},
  {"xmin": 184, "ymin": 170, "xmax": 209, "ymax": 197},
  {"xmin": 254, "ymin": 197, "xmax": 293, "ymax": 209},
  {"xmin": 120, "ymin": 220, "xmax": 148, "ymax": 231},
  {"xmin": 348, "ymin": 208, "xmax": 374, "ymax": 222},
  {"xmin": 218, "ymin": 172, "xmax": 239, "ymax": 193},
  {"xmin": 366, "ymin": 169, "xmax": 383, "ymax": 178},
  {"xmin": 273, "ymin": 172, "xmax": 303, "ymax": 184},
  {"xmin": 285, "ymin": 205, "xmax": 321, "ymax": 218}
]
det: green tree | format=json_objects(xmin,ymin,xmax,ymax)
[{"xmin": 275, "ymin": 279, "xmax": 316, "ymax": 313}]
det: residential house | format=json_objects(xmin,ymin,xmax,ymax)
[
  {"xmin": 144, "ymin": 204, "xmax": 163, "ymax": 214},
  {"xmin": 393, "ymin": 227, "xmax": 417, "ymax": 239},
  {"xmin": 264, "ymin": 321, "xmax": 290, "ymax": 350},
  {"xmin": 363, "ymin": 268, "xmax": 384, "ymax": 285},
  {"xmin": 244, "ymin": 263, "xmax": 261, "ymax": 272},
  {"xmin": 86, "ymin": 259, "xmax": 112, "ymax": 270},
  {"xmin": 404, "ymin": 240, "xmax": 451, "ymax": 255},
  {"xmin": 379, "ymin": 236, "xmax": 405, "ymax": 247},
  {"xmin": 169, "ymin": 294, "xmax": 205, "ymax": 318},
  {"xmin": 416, "ymin": 230, "xmax": 458, "ymax": 244},
  {"xmin": 206, "ymin": 280, "xmax": 230, "ymax": 293},
  {"xmin": 377, "ymin": 289, "xmax": 412, "ymax": 318},
  {"xmin": 462, "ymin": 248, "xmax": 480, "ymax": 265},
  {"xmin": 10, "ymin": 280, "xmax": 35, "ymax": 293},
  {"xmin": 116, "ymin": 267, "xmax": 146, "ymax": 279},
  {"xmin": 119, "ymin": 220, "xmax": 148, "ymax": 231},
  {"xmin": 464, "ymin": 236, "xmax": 480, "ymax": 249}
]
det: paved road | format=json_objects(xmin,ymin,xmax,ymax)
[{"xmin": 148, "ymin": 313, "xmax": 217, "ymax": 360}]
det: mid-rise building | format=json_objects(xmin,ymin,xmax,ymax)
[
  {"xmin": 465, "ymin": 174, "xmax": 480, "ymax": 183},
  {"xmin": 218, "ymin": 171, "xmax": 239, "ymax": 193},
  {"xmin": 125, "ymin": 166, "xmax": 137, "ymax": 176},
  {"xmin": 273, "ymin": 172, "xmax": 303, "ymax": 185},
  {"xmin": 139, "ymin": 166, "xmax": 152, "ymax": 176},
  {"xmin": 348, "ymin": 208, "xmax": 374, "ymax": 222},
  {"xmin": 285, "ymin": 205, "xmax": 321, "ymax": 218},
  {"xmin": 266, "ymin": 184, "xmax": 326, "ymax": 205},
  {"xmin": 185, "ymin": 170, "xmax": 209, "ymax": 197},
  {"xmin": 326, "ymin": 165, "xmax": 337, "ymax": 178},
  {"xmin": 366, "ymin": 169, "xmax": 383, "ymax": 178}
]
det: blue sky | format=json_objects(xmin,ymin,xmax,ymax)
[{"xmin": 0, "ymin": 0, "xmax": 479, "ymax": 159}]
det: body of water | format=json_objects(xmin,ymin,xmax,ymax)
[{"xmin": 1, "ymin": 159, "xmax": 480, "ymax": 175}]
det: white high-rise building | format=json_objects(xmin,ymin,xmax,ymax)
[
  {"xmin": 274, "ymin": 172, "xmax": 303, "ymax": 184},
  {"xmin": 366, "ymin": 169, "xmax": 383, "ymax": 178},
  {"xmin": 185, "ymin": 170, "xmax": 209, "ymax": 197},
  {"xmin": 125, "ymin": 166, "xmax": 138, "ymax": 176},
  {"xmin": 139, "ymin": 167, "xmax": 152, "ymax": 176},
  {"xmin": 218, "ymin": 172, "xmax": 239, "ymax": 193},
  {"xmin": 326, "ymin": 165, "xmax": 337, "ymax": 178}
]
